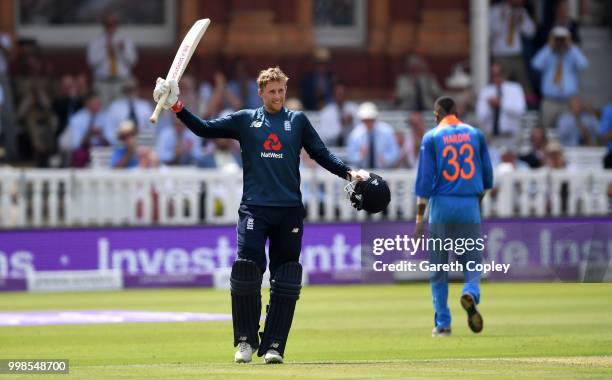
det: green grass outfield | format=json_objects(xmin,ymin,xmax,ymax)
[{"xmin": 1, "ymin": 283, "xmax": 611, "ymax": 379}]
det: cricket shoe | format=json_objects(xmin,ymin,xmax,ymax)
[
  {"xmin": 234, "ymin": 342, "xmax": 254, "ymax": 363},
  {"xmin": 431, "ymin": 327, "xmax": 452, "ymax": 337},
  {"xmin": 264, "ymin": 349, "xmax": 284, "ymax": 364},
  {"xmin": 460, "ymin": 293, "xmax": 483, "ymax": 333}
]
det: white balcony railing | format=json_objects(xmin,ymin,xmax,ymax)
[{"xmin": 0, "ymin": 168, "xmax": 610, "ymax": 228}]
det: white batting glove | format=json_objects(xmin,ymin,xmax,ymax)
[{"xmin": 153, "ymin": 77, "xmax": 180, "ymax": 110}]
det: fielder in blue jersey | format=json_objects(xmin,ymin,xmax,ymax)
[{"xmin": 414, "ymin": 97, "xmax": 493, "ymax": 337}]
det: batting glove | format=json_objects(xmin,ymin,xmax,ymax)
[{"xmin": 153, "ymin": 77, "xmax": 180, "ymax": 110}]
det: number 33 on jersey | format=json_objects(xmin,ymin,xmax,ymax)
[{"xmin": 415, "ymin": 115, "xmax": 493, "ymax": 198}]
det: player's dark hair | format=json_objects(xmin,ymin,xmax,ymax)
[{"xmin": 434, "ymin": 96, "xmax": 457, "ymax": 117}]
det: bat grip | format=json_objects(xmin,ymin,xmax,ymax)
[{"xmin": 149, "ymin": 92, "xmax": 170, "ymax": 124}]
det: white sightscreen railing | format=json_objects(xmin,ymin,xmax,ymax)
[{"xmin": 0, "ymin": 168, "xmax": 610, "ymax": 228}]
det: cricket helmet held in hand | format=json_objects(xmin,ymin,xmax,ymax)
[{"xmin": 344, "ymin": 172, "xmax": 391, "ymax": 213}]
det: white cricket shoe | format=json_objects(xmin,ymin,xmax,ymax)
[
  {"xmin": 234, "ymin": 342, "xmax": 253, "ymax": 363},
  {"xmin": 264, "ymin": 349, "xmax": 284, "ymax": 364}
]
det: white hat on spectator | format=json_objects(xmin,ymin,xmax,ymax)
[
  {"xmin": 446, "ymin": 66, "xmax": 472, "ymax": 89},
  {"xmin": 358, "ymin": 102, "xmax": 379, "ymax": 120},
  {"xmin": 117, "ymin": 120, "xmax": 136, "ymax": 140},
  {"xmin": 551, "ymin": 26, "xmax": 570, "ymax": 38}
]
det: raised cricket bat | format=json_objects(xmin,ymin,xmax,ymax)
[{"xmin": 149, "ymin": 18, "xmax": 211, "ymax": 124}]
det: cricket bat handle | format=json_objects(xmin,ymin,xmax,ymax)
[{"xmin": 149, "ymin": 91, "xmax": 170, "ymax": 124}]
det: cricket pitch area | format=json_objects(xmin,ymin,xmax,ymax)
[{"xmin": 1, "ymin": 283, "xmax": 611, "ymax": 379}]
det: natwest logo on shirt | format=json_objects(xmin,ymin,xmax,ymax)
[
  {"xmin": 261, "ymin": 133, "xmax": 283, "ymax": 159},
  {"xmin": 263, "ymin": 133, "xmax": 282, "ymax": 151}
]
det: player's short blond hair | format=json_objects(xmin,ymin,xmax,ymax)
[{"xmin": 257, "ymin": 67, "xmax": 289, "ymax": 90}]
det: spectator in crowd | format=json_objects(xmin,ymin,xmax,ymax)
[
  {"xmin": 489, "ymin": 0, "xmax": 536, "ymax": 94},
  {"xmin": 0, "ymin": 83, "xmax": 3, "ymax": 140},
  {"xmin": 63, "ymin": 91, "xmax": 110, "ymax": 168},
  {"xmin": 476, "ymin": 62, "xmax": 526, "ymax": 146},
  {"xmin": 139, "ymin": 149, "xmax": 160, "ymax": 169},
  {"xmin": 496, "ymin": 145, "xmax": 530, "ymax": 173},
  {"xmin": 445, "ymin": 65, "xmax": 474, "ymax": 119},
  {"xmin": 394, "ymin": 54, "xmax": 441, "ymax": 111},
  {"xmin": 198, "ymin": 138, "xmax": 242, "ymax": 170},
  {"xmin": 600, "ymin": 102, "xmax": 612, "ymax": 169},
  {"xmin": 87, "ymin": 12, "xmax": 137, "ymax": 106},
  {"xmin": 543, "ymin": 140, "xmax": 567, "ymax": 169},
  {"xmin": 15, "ymin": 53, "xmax": 56, "ymax": 167},
  {"xmin": 396, "ymin": 112, "xmax": 426, "ymax": 169},
  {"xmin": 556, "ymin": 97, "xmax": 599, "ymax": 146},
  {"xmin": 538, "ymin": 0, "xmax": 581, "ymax": 48},
  {"xmin": 0, "ymin": 30, "xmax": 16, "ymax": 161},
  {"xmin": 75, "ymin": 73, "xmax": 90, "ymax": 98},
  {"xmin": 285, "ymin": 98, "xmax": 304, "ymax": 111},
  {"xmin": 318, "ymin": 82, "xmax": 359, "ymax": 146},
  {"xmin": 519, "ymin": 127, "xmax": 548, "ymax": 168},
  {"xmin": 346, "ymin": 102, "xmax": 399, "ymax": 169},
  {"xmin": 52, "ymin": 75, "xmax": 84, "ymax": 142},
  {"xmin": 179, "ymin": 74, "xmax": 205, "ymax": 116},
  {"xmin": 156, "ymin": 121, "xmax": 203, "ymax": 166},
  {"xmin": 105, "ymin": 79, "xmax": 153, "ymax": 142},
  {"xmin": 111, "ymin": 120, "xmax": 139, "ymax": 169},
  {"xmin": 226, "ymin": 60, "xmax": 260, "ymax": 110},
  {"xmin": 299, "ymin": 48, "xmax": 335, "ymax": 110},
  {"xmin": 199, "ymin": 71, "xmax": 242, "ymax": 118},
  {"xmin": 531, "ymin": 26, "xmax": 588, "ymax": 129}
]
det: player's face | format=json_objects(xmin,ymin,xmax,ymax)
[{"xmin": 260, "ymin": 80, "xmax": 286, "ymax": 113}]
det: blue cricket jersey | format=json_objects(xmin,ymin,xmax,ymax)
[
  {"xmin": 415, "ymin": 115, "xmax": 493, "ymax": 223},
  {"xmin": 176, "ymin": 107, "xmax": 350, "ymax": 207}
]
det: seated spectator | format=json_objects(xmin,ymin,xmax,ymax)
[
  {"xmin": 105, "ymin": 79, "xmax": 153, "ymax": 142},
  {"xmin": 15, "ymin": 53, "xmax": 56, "ymax": 167},
  {"xmin": 519, "ymin": 127, "xmax": 548, "ymax": 168},
  {"xmin": 0, "ymin": 82, "xmax": 3, "ymax": 142},
  {"xmin": 445, "ymin": 65, "xmax": 474, "ymax": 118},
  {"xmin": 226, "ymin": 60, "xmax": 260, "ymax": 110},
  {"xmin": 543, "ymin": 140, "xmax": 567, "ymax": 169},
  {"xmin": 531, "ymin": 26, "xmax": 588, "ymax": 129},
  {"xmin": 394, "ymin": 54, "xmax": 441, "ymax": 111},
  {"xmin": 299, "ymin": 48, "xmax": 335, "ymax": 110},
  {"xmin": 52, "ymin": 75, "xmax": 83, "ymax": 142},
  {"xmin": 476, "ymin": 62, "xmax": 526, "ymax": 146},
  {"xmin": 63, "ymin": 91, "xmax": 110, "ymax": 168},
  {"xmin": 557, "ymin": 97, "xmax": 599, "ymax": 146},
  {"xmin": 199, "ymin": 71, "xmax": 241, "ymax": 118},
  {"xmin": 396, "ymin": 112, "xmax": 426, "ymax": 168},
  {"xmin": 139, "ymin": 149, "xmax": 160, "ymax": 169},
  {"xmin": 0, "ymin": 30, "xmax": 16, "ymax": 161},
  {"xmin": 156, "ymin": 121, "xmax": 203, "ymax": 166},
  {"xmin": 285, "ymin": 98, "xmax": 303, "ymax": 111},
  {"xmin": 111, "ymin": 120, "xmax": 139, "ymax": 168},
  {"xmin": 496, "ymin": 145, "xmax": 530, "ymax": 173},
  {"xmin": 318, "ymin": 82, "xmax": 359, "ymax": 146},
  {"xmin": 180, "ymin": 74, "xmax": 205, "ymax": 115},
  {"xmin": 346, "ymin": 102, "xmax": 399, "ymax": 169},
  {"xmin": 600, "ymin": 102, "xmax": 612, "ymax": 169},
  {"xmin": 198, "ymin": 138, "xmax": 242, "ymax": 170},
  {"xmin": 489, "ymin": 0, "xmax": 536, "ymax": 95}
]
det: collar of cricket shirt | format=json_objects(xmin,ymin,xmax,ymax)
[{"xmin": 438, "ymin": 115, "xmax": 462, "ymax": 128}]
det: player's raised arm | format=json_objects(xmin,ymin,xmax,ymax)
[{"xmin": 152, "ymin": 78, "xmax": 241, "ymax": 140}]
